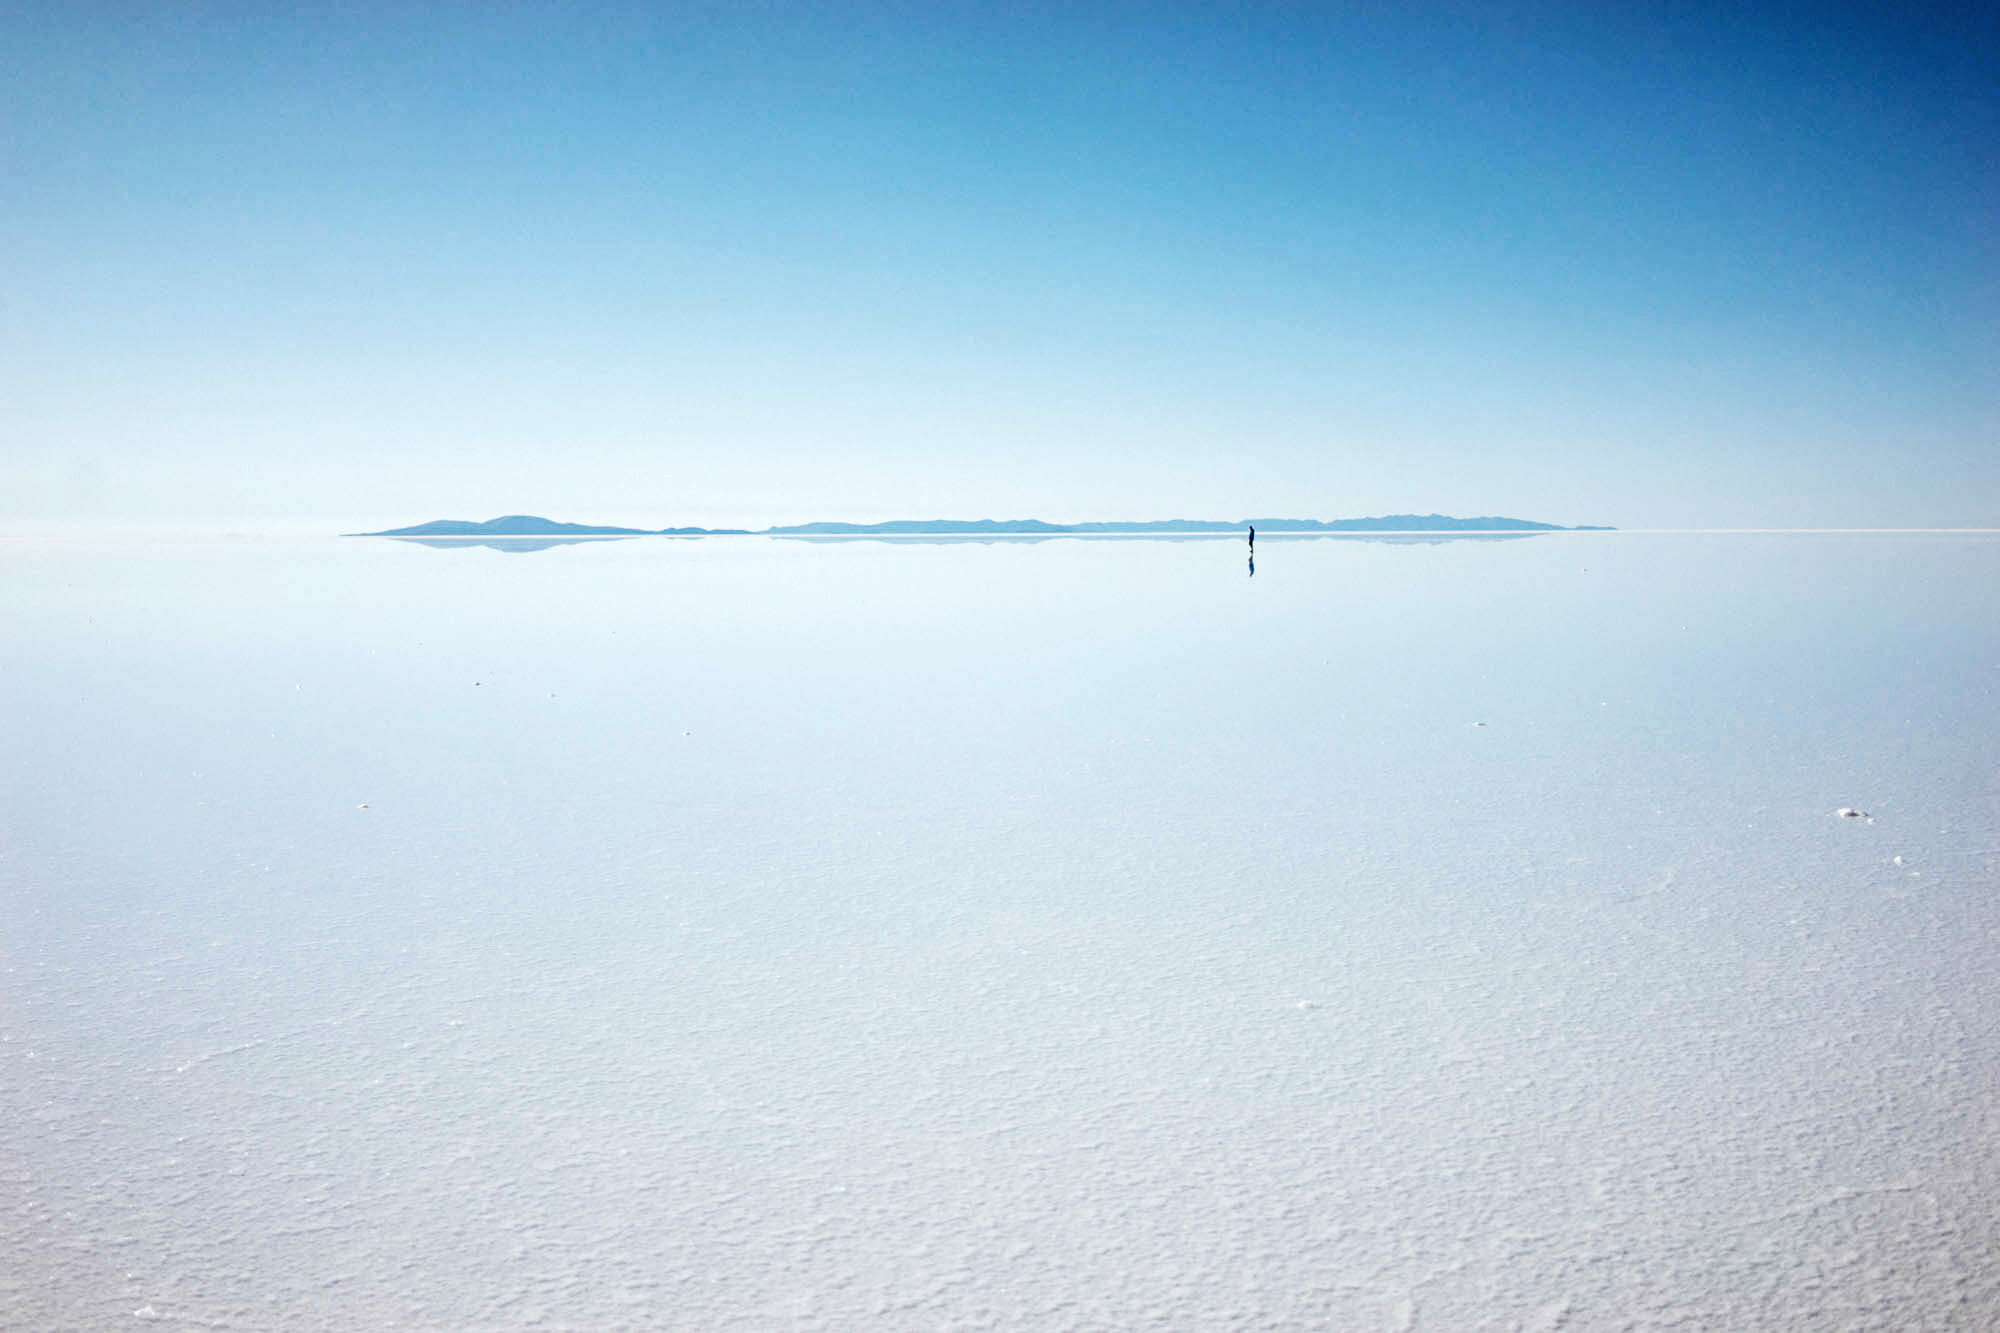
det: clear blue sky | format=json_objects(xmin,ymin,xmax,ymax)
[{"xmin": 4, "ymin": 2, "xmax": 1994, "ymax": 530}]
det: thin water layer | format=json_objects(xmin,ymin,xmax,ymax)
[{"xmin": 3, "ymin": 533, "xmax": 1997, "ymax": 1329}]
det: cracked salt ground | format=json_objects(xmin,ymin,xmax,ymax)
[{"xmin": 3, "ymin": 532, "xmax": 1998, "ymax": 1330}]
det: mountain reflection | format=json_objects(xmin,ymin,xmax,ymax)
[
  {"xmin": 395, "ymin": 532, "xmax": 1547, "ymax": 552},
  {"xmin": 396, "ymin": 537, "xmax": 637, "ymax": 554},
  {"xmin": 770, "ymin": 531, "xmax": 1547, "ymax": 547}
]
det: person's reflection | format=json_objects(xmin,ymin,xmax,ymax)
[{"xmin": 1248, "ymin": 551, "xmax": 1256, "ymax": 578}]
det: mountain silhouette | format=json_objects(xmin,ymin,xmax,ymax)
[{"xmin": 354, "ymin": 513, "xmax": 1612, "ymax": 538}]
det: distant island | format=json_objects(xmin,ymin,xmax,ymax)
[
  {"xmin": 352, "ymin": 513, "xmax": 1612, "ymax": 538},
  {"xmin": 349, "ymin": 515, "xmax": 748, "ymax": 538},
  {"xmin": 767, "ymin": 515, "xmax": 1611, "ymax": 534}
]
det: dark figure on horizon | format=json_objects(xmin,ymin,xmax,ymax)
[{"xmin": 1248, "ymin": 524, "xmax": 1255, "ymax": 548}]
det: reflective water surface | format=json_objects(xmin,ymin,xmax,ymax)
[{"xmin": 4, "ymin": 532, "xmax": 1997, "ymax": 1330}]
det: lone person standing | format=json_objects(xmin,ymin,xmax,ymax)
[{"xmin": 1248, "ymin": 524, "xmax": 1255, "ymax": 549}]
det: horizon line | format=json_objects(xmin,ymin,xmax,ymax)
[{"xmin": 3, "ymin": 520, "xmax": 2000, "ymax": 536}]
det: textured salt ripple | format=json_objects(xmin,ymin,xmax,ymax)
[{"xmin": 3, "ymin": 533, "xmax": 1998, "ymax": 1330}]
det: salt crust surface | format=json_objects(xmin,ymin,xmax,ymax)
[{"xmin": 3, "ymin": 533, "xmax": 1998, "ymax": 1330}]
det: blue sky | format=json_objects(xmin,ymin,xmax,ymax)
[{"xmin": 4, "ymin": 2, "xmax": 1994, "ymax": 529}]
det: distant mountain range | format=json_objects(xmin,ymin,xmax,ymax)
[
  {"xmin": 353, "ymin": 513, "xmax": 1612, "ymax": 538},
  {"xmin": 351, "ymin": 515, "xmax": 745, "ymax": 537},
  {"xmin": 769, "ymin": 515, "xmax": 1611, "ymax": 534}
]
